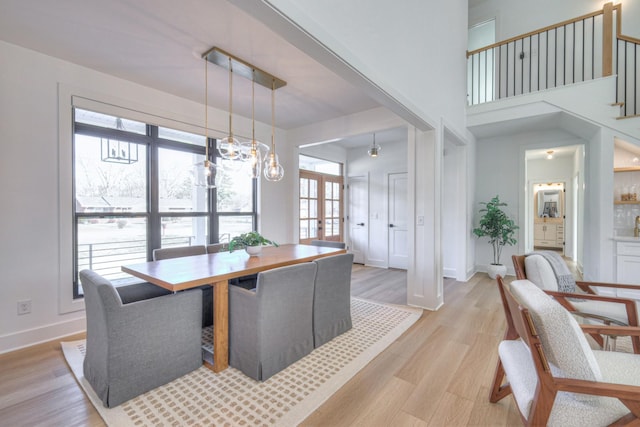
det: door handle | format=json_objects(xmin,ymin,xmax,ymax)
[
  {"xmin": 389, "ymin": 224, "xmax": 395, "ymax": 228},
  {"xmin": 357, "ymin": 223, "xmax": 365, "ymax": 226}
]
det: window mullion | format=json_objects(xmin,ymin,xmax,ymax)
[{"xmin": 148, "ymin": 125, "xmax": 161, "ymax": 260}]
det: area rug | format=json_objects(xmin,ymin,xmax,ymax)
[{"xmin": 62, "ymin": 297, "xmax": 421, "ymax": 426}]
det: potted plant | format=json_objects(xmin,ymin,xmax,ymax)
[
  {"xmin": 473, "ymin": 195, "xmax": 518, "ymax": 279},
  {"xmin": 228, "ymin": 231, "xmax": 278, "ymax": 256}
]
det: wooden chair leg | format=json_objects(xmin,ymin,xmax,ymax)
[{"xmin": 489, "ymin": 359, "xmax": 512, "ymax": 403}]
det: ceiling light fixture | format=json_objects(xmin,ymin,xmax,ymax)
[
  {"xmin": 202, "ymin": 47, "xmax": 286, "ymax": 181},
  {"xmin": 195, "ymin": 58, "xmax": 217, "ymax": 188},
  {"xmin": 368, "ymin": 133, "xmax": 381, "ymax": 157},
  {"xmin": 546, "ymin": 150, "xmax": 554, "ymax": 160},
  {"xmin": 264, "ymin": 79, "xmax": 284, "ymax": 181},
  {"xmin": 217, "ymin": 56, "xmax": 241, "ymax": 160}
]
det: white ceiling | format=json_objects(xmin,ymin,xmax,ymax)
[{"xmin": 0, "ymin": 0, "xmax": 380, "ymax": 130}]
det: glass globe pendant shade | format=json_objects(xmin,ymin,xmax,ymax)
[
  {"xmin": 264, "ymin": 152, "xmax": 284, "ymax": 182},
  {"xmin": 195, "ymin": 159, "xmax": 218, "ymax": 189},
  {"xmin": 240, "ymin": 140, "xmax": 270, "ymax": 178},
  {"xmin": 367, "ymin": 145, "xmax": 381, "ymax": 157},
  {"xmin": 217, "ymin": 136, "xmax": 241, "ymax": 160}
]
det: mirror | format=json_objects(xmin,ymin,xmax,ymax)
[{"xmin": 537, "ymin": 189, "xmax": 562, "ymax": 218}]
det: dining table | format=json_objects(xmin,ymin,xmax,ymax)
[{"xmin": 121, "ymin": 243, "xmax": 346, "ymax": 372}]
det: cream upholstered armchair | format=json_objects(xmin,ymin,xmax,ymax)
[
  {"xmin": 490, "ymin": 277, "xmax": 640, "ymax": 426},
  {"xmin": 513, "ymin": 254, "xmax": 640, "ymax": 353}
]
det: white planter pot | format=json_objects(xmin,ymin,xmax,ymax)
[
  {"xmin": 245, "ymin": 245, "xmax": 262, "ymax": 256},
  {"xmin": 487, "ymin": 264, "xmax": 507, "ymax": 279}
]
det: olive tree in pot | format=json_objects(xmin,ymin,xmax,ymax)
[{"xmin": 473, "ymin": 196, "xmax": 518, "ymax": 279}]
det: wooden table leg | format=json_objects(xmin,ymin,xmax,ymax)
[{"xmin": 211, "ymin": 279, "xmax": 229, "ymax": 372}]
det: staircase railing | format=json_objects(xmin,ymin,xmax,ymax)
[
  {"xmin": 617, "ymin": 34, "xmax": 640, "ymax": 118},
  {"xmin": 467, "ymin": 2, "xmax": 637, "ymax": 119}
]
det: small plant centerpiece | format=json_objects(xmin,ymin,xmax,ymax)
[
  {"xmin": 228, "ymin": 231, "xmax": 278, "ymax": 256},
  {"xmin": 473, "ymin": 195, "xmax": 518, "ymax": 279}
]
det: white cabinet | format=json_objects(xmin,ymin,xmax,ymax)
[{"xmin": 616, "ymin": 241, "xmax": 640, "ymax": 284}]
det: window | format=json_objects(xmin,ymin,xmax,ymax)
[{"xmin": 73, "ymin": 108, "xmax": 256, "ymax": 296}]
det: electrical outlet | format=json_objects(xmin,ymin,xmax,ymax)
[{"xmin": 17, "ymin": 299, "xmax": 31, "ymax": 315}]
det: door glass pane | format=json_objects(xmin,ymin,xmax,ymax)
[
  {"xmin": 310, "ymin": 180, "xmax": 317, "ymax": 198},
  {"xmin": 77, "ymin": 216, "xmax": 148, "ymax": 283},
  {"xmin": 217, "ymin": 159, "xmax": 254, "ymax": 212},
  {"xmin": 160, "ymin": 216, "xmax": 208, "ymax": 247},
  {"xmin": 325, "ymin": 201, "xmax": 332, "ymax": 219},
  {"xmin": 333, "ymin": 182, "xmax": 340, "ymax": 197},
  {"xmin": 300, "ymin": 199, "xmax": 309, "ymax": 219},
  {"xmin": 333, "ymin": 201, "xmax": 340, "ymax": 217},
  {"xmin": 309, "ymin": 200, "xmax": 318, "ymax": 218},
  {"xmin": 74, "ymin": 134, "xmax": 147, "ymax": 213},
  {"xmin": 300, "ymin": 220, "xmax": 309, "ymax": 239},
  {"xmin": 325, "ymin": 182, "xmax": 332, "ymax": 199},
  {"xmin": 310, "ymin": 222, "xmax": 318, "ymax": 238},
  {"xmin": 300, "ymin": 178, "xmax": 308, "ymax": 197},
  {"xmin": 219, "ymin": 216, "xmax": 253, "ymax": 242},
  {"xmin": 159, "ymin": 148, "xmax": 208, "ymax": 213}
]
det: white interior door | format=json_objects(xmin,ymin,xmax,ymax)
[
  {"xmin": 388, "ymin": 172, "xmax": 408, "ymax": 269},
  {"xmin": 348, "ymin": 175, "xmax": 368, "ymax": 264}
]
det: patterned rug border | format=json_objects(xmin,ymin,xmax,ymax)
[{"xmin": 62, "ymin": 297, "xmax": 422, "ymax": 426}]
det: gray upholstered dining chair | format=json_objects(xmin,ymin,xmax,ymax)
[
  {"xmin": 206, "ymin": 243, "xmax": 227, "ymax": 253},
  {"xmin": 310, "ymin": 239, "xmax": 346, "ymax": 249},
  {"xmin": 80, "ymin": 270, "xmax": 203, "ymax": 408},
  {"xmin": 491, "ymin": 277, "xmax": 640, "ymax": 426},
  {"xmin": 312, "ymin": 253, "xmax": 354, "ymax": 348},
  {"xmin": 153, "ymin": 245, "xmax": 207, "ymax": 260},
  {"xmin": 228, "ymin": 262, "xmax": 318, "ymax": 381},
  {"xmin": 153, "ymin": 244, "xmax": 212, "ymax": 327}
]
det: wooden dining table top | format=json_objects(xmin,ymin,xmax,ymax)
[{"xmin": 121, "ymin": 243, "xmax": 346, "ymax": 291}]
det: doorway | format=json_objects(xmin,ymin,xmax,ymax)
[
  {"xmin": 388, "ymin": 172, "xmax": 408, "ymax": 269},
  {"xmin": 299, "ymin": 170, "xmax": 344, "ymax": 244},
  {"xmin": 348, "ymin": 175, "xmax": 368, "ymax": 264}
]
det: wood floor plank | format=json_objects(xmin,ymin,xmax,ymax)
[{"xmin": 0, "ymin": 269, "xmax": 517, "ymax": 427}]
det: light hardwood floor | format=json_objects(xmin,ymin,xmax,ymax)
[{"xmin": 0, "ymin": 268, "xmax": 520, "ymax": 426}]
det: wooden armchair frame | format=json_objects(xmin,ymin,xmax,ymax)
[
  {"xmin": 490, "ymin": 276, "xmax": 640, "ymax": 426},
  {"xmin": 513, "ymin": 255, "xmax": 640, "ymax": 353}
]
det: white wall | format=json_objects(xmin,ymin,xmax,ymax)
[
  {"xmin": 263, "ymin": 0, "xmax": 468, "ymax": 136},
  {"xmin": 0, "ymin": 41, "xmax": 293, "ymax": 353},
  {"xmin": 348, "ymin": 140, "xmax": 408, "ymax": 268}
]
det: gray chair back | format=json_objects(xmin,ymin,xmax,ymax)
[
  {"xmin": 206, "ymin": 243, "xmax": 227, "ymax": 253},
  {"xmin": 153, "ymin": 245, "xmax": 206, "ymax": 261},
  {"xmin": 313, "ymin": 253, "xmax": 354, "ymax": 347},
  {"xmin": 310, "ymin": 240, "xmax": 346, "ymax": 249},
  {"xmin": 229, "ymin": 262, "xmax": 317, "ymax": 381},
  {"xmin": 80, "ymin": 270, "xmax": 202, "ymax": 407}
]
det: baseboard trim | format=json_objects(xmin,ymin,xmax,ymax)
[{"xmin": 0, "ymin": 317, "xmax": 86, "ymax": 354}]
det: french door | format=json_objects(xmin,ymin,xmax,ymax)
[{"xmin": 299, "ymin": 170, "xmax": 344, "ymax": 244}]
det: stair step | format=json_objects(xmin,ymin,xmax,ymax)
[{"xmin": 610, "ymin": 102, "xmax": 625, "ymax": 107}]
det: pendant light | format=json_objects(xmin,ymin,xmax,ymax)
[
  {"xmin": 368, "ymin": 133, "xmax": 381, "ymax": 157},
  {"xmin": 240, "ymin": 70, "xmax": 269, "ymax": 179},
  {"xmin": 264, "ymin": 79, "xmax": 284, "ymax": 182},
  {"xmin": 196, "ymin": 58, "xmax": 217, "ymax": 188},
  {"xmin": 217, "ymin": 56, "xmax": 241, "ymax": 160}
]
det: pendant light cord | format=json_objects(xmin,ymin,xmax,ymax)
[
  {"xmin": 228, "ymin": 57, "xmax": 233, "ymax": 140},
  {"xmin": 204, "ymin": 59, "xmax": 209, "ymax": 161},
  {"xmin": 271, "ymin": 79, "xmax": 276, "ymax": 153}
]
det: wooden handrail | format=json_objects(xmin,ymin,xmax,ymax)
[
  {"xmin": 619, "ymin": 34, "xmax": 640, "ymax": 45},
  {"xmin": 467, "ymin": 7, "xmax": 608, "ymax": 57}
]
